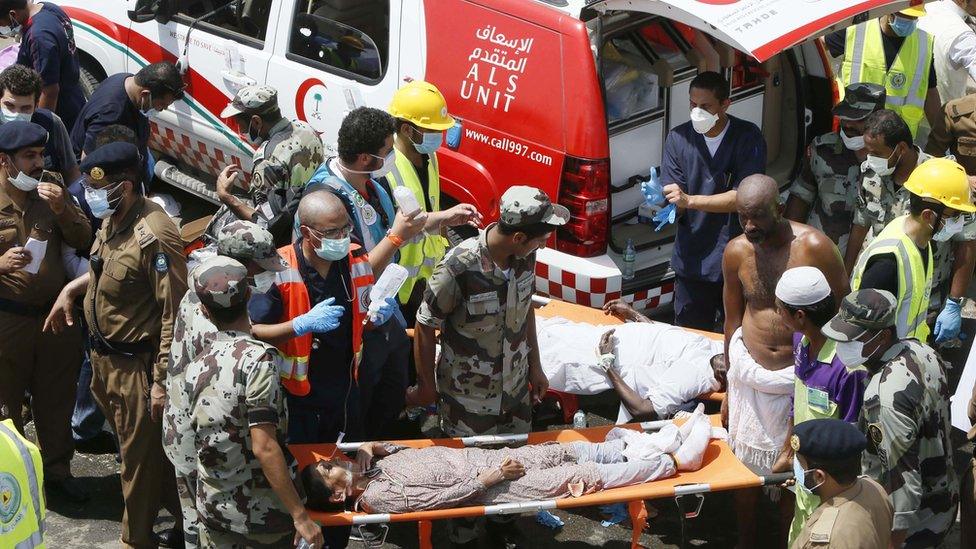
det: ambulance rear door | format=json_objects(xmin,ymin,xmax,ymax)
[
  {"xmin": 266, "ymin": 0, "xmax": 403, "ymax": 146},
  {"xmin": 129, "ymin": 0, "xmax": 280, "ymax": 180}
]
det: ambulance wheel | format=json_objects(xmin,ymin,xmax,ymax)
[{"xmin": 79, "ymin": 65, "xmax": 103, "ymax": 100}]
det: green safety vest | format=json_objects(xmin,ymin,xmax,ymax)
[
  {"xmin": 0, "ymin": 419, "xmax": 45, "ymax": 548},
  {"xmin": 841, "ymin": 20, "xmax": 932, "ymax": 137},
  {"xmin": 851, "ymin": 215, "xmax": 933, "ymax": 341},
  {"xmin": 385, "ymin": 148, "xmax": 448, "ymax": 302}
]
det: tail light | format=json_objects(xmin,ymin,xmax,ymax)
[{"xmin": 556, "ymin": 156, "xmax": 609, "ymax": 257}]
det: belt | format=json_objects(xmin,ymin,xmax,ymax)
[
  {"xmin": 0, "ymin": 297, "xmax": 48, "ymax": 317},
  {"xmin": 89, "ymin": 336, "xmax": 154, "ymax": 357}
]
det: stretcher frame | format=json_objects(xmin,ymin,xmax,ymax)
[{"xmin": 290, "ymin": 416, "xmax": 788, "ymax": 549}]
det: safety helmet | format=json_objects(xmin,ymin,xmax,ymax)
[
  {"xmin": 898, "ymin": 5, "xmax": 926, "ymax": 18},
  {"xmin": 388, "ymin": 81, "xmax": 455, "ymax": 131},
  {"xmin": 904, "ymin": 157, "xmax": 976, "ymax": 213}
]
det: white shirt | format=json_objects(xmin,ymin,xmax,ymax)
[
  {"xmin": 919, "ymin": 1, "xmax": 976, "ymax": 103},
  {"xmin": 703, "ymin": 119, "xmax": 729, "ymax": 157}
]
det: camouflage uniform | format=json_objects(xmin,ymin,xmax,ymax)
[
  {"xmin": 788, "ymin": 132, "xmax": 861, "ymax": 254},
  {"xmin": 417, "ymin": 186, "xmax": 568, "ymax": 438},
  {"xmin": 184, "ymin": 257, "xmax": 293, "ymax": 544},
  {"xmin": 853, "ymin": 149, "xmax": 976, "ymax": 314},
  {"xmin": 164, "ymin": 221, "xmax": 287, "ymax": 548}
]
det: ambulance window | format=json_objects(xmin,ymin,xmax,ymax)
[
  {"xmin": 288, "ymin": 0, "xmax": 389, "ymax": 83},
  {"xmin": 601, "ymin": 32, "xmax": 665, "ymax": 124},
  {"xmin": 175, "ymin": 0, "xmax": 272, "ymax": 45},
  {"xmin": 636, "ymin": 21, "xmax": 692, "ymax": 74}
]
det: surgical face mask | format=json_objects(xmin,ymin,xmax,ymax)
[
  {"xmin": 0, "ymin": 15, "xmax": 20, "ymax": 39},
  {"xmin": 835, "ymin": 330, "xmax": 883, "ymax": 366},
  {"xmin": 690, "ymin": 107, "xmax": 719, "ymax": 134},
  {"xmin": 8, "ymin": 168, "xmax": 38, "ymax": 192},
  {"xmin": 244, "ymin": 120, "xmax": 264, "ymax": 147},
  {"xmin": 412, "ymin": 127, "xmax": 442, "ymax": 155},
  {"xmin": 792, "ymin": 456, "xmax": 824, "ymax": 494},
  {"xmin": 840, "ymin": 128, "xmax": 865, "ymax": 151},
  {"xmin": 314, "ymin": 234, "xmax": 350, "ymax": 261},
  {"xmin": 370, "ymin": 150, "xmax": 396, "ymax": 178},
  {"xmin": 85, "ymin": 181, "xmax": 125, "ymax": 220},
  {"xmin": 250, "ymin": 270, "xmax": 275, "ymax": 294},
  {"xmin": 889, "ymin": 15, "xmax": 918, "ymax": 37},
  {"xmin": 864, "ymin": 149, "xmax": 899, "ymax": 176},
  {"xmin": 0, "ymin": 107, "xmax": 30, "ymax": 124},
  {"xmin": 140, "ymin": 92, "xmax": 159, "ymax": 118},
  {"xmin": 932, "ymin": 214, "xmax": 965, "ymax": 242}
]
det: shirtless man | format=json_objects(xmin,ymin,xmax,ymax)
[{"xmin": 721, "ymin": 174, "xmax": 847, "ymax": 547}]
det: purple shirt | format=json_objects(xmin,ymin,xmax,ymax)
[{"xmin": 793, "ymin": 332, "xmax": 868, "ymax": 423}]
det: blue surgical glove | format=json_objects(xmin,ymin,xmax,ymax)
[
  {"xmin": 652, "ymin": 203, "xmax": 676, "ymax": 231},
  {"xmin": 371, "ymin": 296, "xmax": 399, "ymax": 326},
  {"xmin": 934, "ymin": 298, "xmax": 963, "ymax": 343},
  {"xmin": 640, "ymin": 179, "xmax": 665, "ymax": 206},
  {"xmin": 292, "ymin": 297, "xmax": 344, "ymax": 336}
]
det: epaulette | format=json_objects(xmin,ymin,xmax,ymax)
[
  {"xmin": 949, "ymin": 96, "xmax": 976, "ymax": 118},
  {"xmin": 134, "ymin": 218, "xmax": 158, "ymax": 249},
  {"xmin": 807, "ymin": 506, "xmax": 839, "ymax": 544}
]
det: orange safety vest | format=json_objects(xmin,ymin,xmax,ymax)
[{"xmin": 274, "ymin": 243, "xmax": 373, "ymax": 396}]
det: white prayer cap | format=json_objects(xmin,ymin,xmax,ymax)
[{"xmin": 775, "ymin": 266, "xmax": 831, "ymax": 307}]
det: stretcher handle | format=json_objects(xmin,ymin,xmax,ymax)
[{"xmin": 759, "ymin": 472, "xmax": 794, "ymax": 486}]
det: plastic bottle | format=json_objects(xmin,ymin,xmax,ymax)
[
  {"xmin": 573, "ymin": 410, "xmax": 587, "ymax": 429},
  {"xmin": 393, "ymin": 186, "xmax": 422, "ymax": 217},
  {"xmin": 621, "ymin": 238, "xmax": 636, "ymax": 281},
  {"xmin": 367, "ymin": 263, "xmax": 408, "ymax": 321}
]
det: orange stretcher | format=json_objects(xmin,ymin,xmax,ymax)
[{"xmin": 290, "ymin": 416, "xmax": 783, "ymax": 549}]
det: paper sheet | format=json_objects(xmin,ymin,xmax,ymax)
[
  {"xmin": 23, "ymin": 237, "xmax": 47, "ymax": 275},
  {"xmin": 951, "ymin": 341, "xmax": 976, "ymax": 433}
]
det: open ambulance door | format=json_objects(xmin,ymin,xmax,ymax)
[{"xmin": 586, "ymin": 0, "xmax": 926, "ymax": 63}]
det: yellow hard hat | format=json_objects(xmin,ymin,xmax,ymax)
[
  {"xmin": 389, "ymin": 80, "xmax": 455, "ymax": 131},
  {"xmin": 899, "ymin": 4, "xmax": 926, "ymax": 18},
  {"xmin": 904, "ymin": 158, "xmax": 976, "ymax": 213}
]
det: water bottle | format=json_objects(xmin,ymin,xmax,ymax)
[
  {"xmin": 367, "ymin": 263, "xmax": 409, "ymax": 321},
  {"xmin": 393, "ymin": 185, "xmax": 423, "ymax": 217},
  {"xmin": 621, "ymin": 238, "xmax": 636, "ymax": 281},
  {"xmin": 573, "ymin": 410, "xmax": 587, "ymax": 429}
]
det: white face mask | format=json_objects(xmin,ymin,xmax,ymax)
[
  {"xmin": 140, "ymin": 92, "xmax": 159, "ymax": 118},
  {"xmin": 0, "ymin": 107, "xmax": 30, "ymax": 124},
  {"xmin": 863, "ymin": 150, "xmax": 899, "ymax": 176},
  {"xmin": 0, "ymin": 16, "xmax": 20, "ymax": 39},
  {"xmin": 9, "ymin": 169, "xmax": 38, "ymax": 192},
  {"xmin": 370, "ymin": 150, "xmax": 396, "ymax": 179},
  {"xmin": 690, "ymin": 107, "xmax": 719, "ymax": 134},
  {"xmin": 840, "ymin": 129, "xmax": 865, "ymax": 151},
  {"xmin": 932, "ymin": 214, "xmax": 965, "ymax": 242},
  {"xmin": 835, "ymin": 330, "xmax": 883, "ymax": 366}
]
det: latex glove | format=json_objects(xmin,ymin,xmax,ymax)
[
  {"xmin": 640, "ymin": 179, "xmax": 665, "ymax": 206},
  {"xmin": 293, "ymin": 297, "xmax": 344, "ymax": 336},
  {"xmin": 370, "ymin": 296, "xmax": 398, "ymax": 326},
  {"xmin": 934, "ymin": 298, "xmax": 962, "ymax": 343},
  {"xmin": 652, "ymin": 203, "xmax": 676, "ymax": 231}
]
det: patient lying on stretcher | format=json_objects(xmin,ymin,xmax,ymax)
[
  {"xmin": 301, "ymin": 406, "xmax": 719, "ymax": 514},
  {"xmin": 539, "ymin": 300, "xmax": 728, "ymax": 422}
]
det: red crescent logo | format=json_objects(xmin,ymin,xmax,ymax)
[{"xmin": 296, "ymin": 78, "xmax": 327, "ymax": 123}]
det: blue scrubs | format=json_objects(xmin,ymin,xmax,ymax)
[
  {"xmin": 17, "ymin": 2, "xmax": 85, "ymax": 133},
  {"xmin": 661, "ymin": 114, "xmax": 766, "ymax": 329},
  {"xmin": 70, "ymin": 72, "xmax": 148, "ymax": 158}
]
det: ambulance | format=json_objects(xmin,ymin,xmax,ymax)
[{"xmin": 60, "ymin": 0, "xmax": 921, "ymax": 311}]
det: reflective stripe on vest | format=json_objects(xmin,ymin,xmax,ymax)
[
  {"xmin": 0, "ymin": 421, "xmax": 45, "ymax": 549},
  {"xmin": 851, "ymin": 215, "xmax": 933, "ymax": 341},
  {"xmin": 273, "ymin": 244, "xmax": 373, "ymax": 395},
  {"xmin": 842, "ymin": 21, "xmax": 931, "ymax": 136},
  {"xmin": 385, "ymin": 149, "xmax": 448, "ymax": 302}
]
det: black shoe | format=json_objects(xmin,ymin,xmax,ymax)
[
  {"xmin": 74, "ymin": 431, "xmax": 117, "ymax": 454},
  {"xmin": 486, "ymin": 521, "xmax": 526, "ymax": 549},
  {"xmin": 154, "ymin": 527, "xmax": 185, "ymax": 549},
  {"xmin": 47, "ymin": 477, "xmax": 90, "ymax": 503}
]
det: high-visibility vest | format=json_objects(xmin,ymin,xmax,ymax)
[
  {"xmin": 274, "ymin": 243, "xmax": 373, "ymax": 396},
  {"xmin": 851, "ymin": 215, "xmax": 933, "ymax": 341},
  {"xmin": 0, "ymin": 419, "xmax": 45, "ymax": 548},
  {"xmin": 384, "ymin": 148, "xmax": 449, "ymax": 302},
  {"xmin": 841, "ymin": 20, "xmax": 933, "ymax": 137}
]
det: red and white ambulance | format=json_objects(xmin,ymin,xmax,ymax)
[{"xmin": 59, "ymin": 0, "xmax": 920, "ymax": 311}]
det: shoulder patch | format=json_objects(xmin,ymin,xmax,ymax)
[
  {"xmin": 154, "ymin": 253, "xmax": 170, "ymax": 273},
  {"xmin": 134, "ymin": 218, "xmax": 158, "ymax": 249},
  {"xmin": 808, "ymin": 506, "xmax": 839, "ymax": 544},
  {"xmin": 950, "ymin": 96, "xmax": 976, "ymax": 118}
]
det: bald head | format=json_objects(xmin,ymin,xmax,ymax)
[
  {"xmin": 737, "ymin": 174, "xmax": 779, "ymax": 210},
  {"xmin": 298, "ymin": 189, "xmax": 348, "ymax": 228},
  {"xmin": 737, "ymin": 174, "xmax": 784, "ymax": 244}
]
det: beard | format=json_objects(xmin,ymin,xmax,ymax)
[{"xmin": 744, "ymin": 229, "xmax": 766, "ymax": 243}]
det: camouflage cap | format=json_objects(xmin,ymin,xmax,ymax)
[
  {"xmin": 821, "ymin": 289, "xmax": 897, "ymax": 342},
  {"xmin": 216, "ymin": 220, "xmax": 288, "ymax": 272},
  {"xmin": 220, "ymin": 85, "xmax": 279, "ymax": 118},
  {"xmin": 833, "ymin": 82, "xmax": 886, "ymax": 121},
  {"xmin": 499, "ymin": 186, "xmax": 570, "ymax": 227},
  {"xmin": 193, "ymin": 256, "xmax": 249, "ymax": 310}
]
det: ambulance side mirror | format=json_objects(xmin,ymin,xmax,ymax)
[{"xmin": 128, "ymin": 0, "xmax": 174, "ymax": 24}]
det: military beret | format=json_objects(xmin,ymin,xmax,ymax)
[
  {"xmin": 791, "ymin": 418, "xmax": 866, "ymax": 461},
  {"xmin": 217, "ymin": 220, "xmax": 288, "ymax": 272},
  {"xmin": 0, "ymin": 121, "xmax": 48, "ymax": 153},
  {"xmin": 499, "ymin": 185, "xmax": 569, "ymax": 228},
  {"xmin": 193, "ymin": 256, "xmax": 249, "ymax": 310},
  {"xmin": 79, "ymin": 142, "xmax": 142, "ymax": 182},
  {"xmin": 822, "ymin": 289, "xmax": 897, "ymax": 342}
]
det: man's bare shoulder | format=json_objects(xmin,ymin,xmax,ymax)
[
  {"xmin": 724, "ymin": 234, "xmax": 752, "ymax": 258},
  {"xmin": 791, "ymin": 221, "xmax": 835, "ymax": 252}
]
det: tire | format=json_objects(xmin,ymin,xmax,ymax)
[{"xmin": 79, "ymin": 65, "xmax": 101, "ymax": 100}]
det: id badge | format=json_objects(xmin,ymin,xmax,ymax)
[{"xmin": 807, "ymin": 387, "xmax": 830, "ymax": 413}]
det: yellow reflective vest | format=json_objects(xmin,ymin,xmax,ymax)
[
  {"xmin": 385, "ymin": 148, "xmax": 448, "ymax": 303},
  {"xmin": 841, "ymin": 20, "xmax": 932, "ymax": 137},
  {"xmin": 0, "ymin": 419, "xmax": 45, "ymax": 548},
  {"xmin": 851, "ymin": 215, "xmax": 933, "ymax": 341}
]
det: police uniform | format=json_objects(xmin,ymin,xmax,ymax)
[
  {"xmin": 0, "ymin": 123, "xmax": 91, "ymax": 491},
  {"xmin": 184, "ymin": 257, "xmax": 293, "ymax": 547},
  {"xmin": 926, "ymin": 93, "xmax": 976, "ymax": 176},
  {"xmin": 822, "ymin": 289, "xmax": 958, "ymax": 548},
  {"xmin": 81, "ymin": 142, "xmax": 188, "ymax": 548},
  {"xmin": 789, "ymin": 418, "xmax": 893, "ymax": 549},
  {"xmin": 164, "ymin": 220, "xmax": 287, "ymax": 549},
  {"xmin": 217, "ymin": 86, "xmax": 324, "ymax": 245}
]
